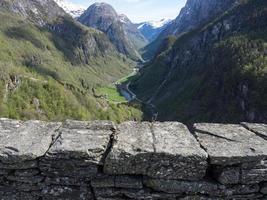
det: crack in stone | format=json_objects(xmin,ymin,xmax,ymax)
[
  {"xmin": 149, "ymin": 122, "xmax": 157, "ymax": 153},
  {"xmin": 241, "ymin": 123, "xmax": 267, "ymax": 141}
]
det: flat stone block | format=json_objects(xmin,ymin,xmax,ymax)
[
  {"xmin": 0, "ymin": 119, "xmax": 61, "ymax": 163},
  {"xmin": 104, "ymin": 122, "xmax": 207, "ymax": 180},
  {"xmin": 45, "ymin": 120, "xmax": 114, "ymax": 163},
  {"xmin": 194, "ymin": 123, "xmax": 267, "ymax": 165}
]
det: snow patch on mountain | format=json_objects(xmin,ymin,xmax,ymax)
[
  {"xmin": 54, "ymin": 0, "xmax": 86, "ymax": 18},
  {"xmin": 138, "ymin": 18, "xmax": 172, "ymax": 29}
]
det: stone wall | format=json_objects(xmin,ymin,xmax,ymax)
[{"xmin": 0, "ymin": 118, "xmax": 266, "ymax": 200}]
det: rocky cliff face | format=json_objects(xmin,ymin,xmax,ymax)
[
  {"xmin": 0, "ymin": 0, "xmax": 66, "ymax": 26},
  {"xmin": 0, "ymin": 118, "xmax": 266, "ymax": 199},
  {"xmin": 132, "ymin": 0, "xmax": 267, "ymax": 123},
  {"xmin": 78, "ymin": 3, "xmax": 141, "ymax": 60},
  {"xmin": 142, "ymin": 0, "xmax": 239, "ymax": 60}
]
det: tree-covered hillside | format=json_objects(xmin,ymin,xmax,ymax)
[
  {"xmin": 131, "ymin": 0, "xmax": 267, "ymax": 123},
  {"xmin": 0, "ymin": 4, "xmax": 142, "ymax": 122}
]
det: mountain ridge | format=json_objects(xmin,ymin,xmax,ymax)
[{"xmin": 131, "ymin": 0, "xmax": 267, "ymax": 123}]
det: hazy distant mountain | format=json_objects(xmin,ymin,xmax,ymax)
[
  {"xmin": 54, "ymin": 0, "xmax": 85, "ymax": 18},
  {"xmin": 137, "ymin": 19, "xmax": 172, "ymax": 42}
]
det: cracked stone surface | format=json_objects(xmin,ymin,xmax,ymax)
[
  {"xmin": 194, "ymin": 123, "xmax": 267, "ymax": 165},
  {"xmin": 104, "ymin": 121, "xmax": 208, "ymax": 180},
  {"xmin": 41, "ymin": 120, "xmax": 115, "ymax": 178},
  {"xmin": 0, "ymin": 118, "xmax": 61, "ymax": 163},
  {"xmin": 241, "ymin": 122, "xmax": 267, "ymax": 139},
  {"xmin": 45, "ymin": 120, "xmax": 114, "ymax": 162}
]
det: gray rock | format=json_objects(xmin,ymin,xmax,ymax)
[
  {"xmin": 45, "ymin": 176, "xmax": 89, "ymax": 186},
  {"xmin": 241, "ymin": 123, "xmax": 267, "ymax": 139},
  {"xmin": 261, "ymin": 182, "xmax": 267, "ymax": 194},
  {"xmin": 46, "ymin": 120, "xmax": 114, "ymax": 162},
  {"xmin": 0, "ymin": 119, "xmax": 61, "ymax": 163},
  {"xmin": 213, "ymin": 166, "xmax": 240, "ymax": 184},
  {"xmin": 104, "ymin": 122, "xmax": 207, "ymax": 180},
  {"xmin": 94, "ymin": 187, "xmax": 179, "ymax": 199},
  {"xmin": 0, "ymin": 192, "xmax": 39, "ymax": 200},
  {"xmin": 194, "ymin": 123, "xmax": 267, "ymax": 165},
  {"xmin": 14, "ymin": 169, "xmax": 40, "ymax": 177},
  {"xmin": 143, "ymin": 178, "xmax": 217, "ymax": 194},
  {"xmin": 244, "ymin": 170, "xmax": 267, "ymax": 183},
  {"xmin": 0, "ymin": 160, "xmax": 37, "ymax": 169},
  {"xmin": 42, "ymin": 185, "xmax": 92, "ymax": 200},
  {"xmin": 180, "ymin": 194, "xmax": 263, "ymax": 200},
  {"xmin": 40, "ymin": 159, "xmax": 98, "ymax": 178},
  {"xmin": 92, "ymin": 174, "xmax": 143, "ymax": 189},
  {"xmin": 41, "ymin": 120, "xmax": 114, "ymax": 179},
  {"xmin": 180, "ymin": 196, "xmax": 222, "ymax": 200},
  {"xmin": 6, "ymin": 175, "xmax": 44, "ymax": 184},
  {"xmin": 143, "ymin": 178, "xmax": 259, "ymax": 196},
  {"xmin": 115, "ymin": 175, "xmax": 143, "ymax": 189}
]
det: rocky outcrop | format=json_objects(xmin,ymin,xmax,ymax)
[{"xmin": 0, "ymin": 118, "xmax": 266, "ymax": 199}]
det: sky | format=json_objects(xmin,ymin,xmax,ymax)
[{"xmin": 69, "ymin": 0, "xmax": 187, "ymax": 23}]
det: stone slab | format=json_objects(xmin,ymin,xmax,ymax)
[
  {"xmin": 194, "ymin": 123, "xmax": 267, "ymax": 165},
  {"xmin": 45, "ymin": 120, "xmax": 114, "ymax": 163},
  {"xmin": 241, "ymin": 123, "xmax": 267, "ymax": 139},
  {"xmin": 0, "ymin": 119, "xmax": 61, "ymax": 163},
  {"xmin": 104, "ymin": 122, "xmax": 207, "ymax": 180}
]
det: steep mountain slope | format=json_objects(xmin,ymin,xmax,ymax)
[
  {"xmin": 78, "ymin": 3, "xmax": 141, "ymax": 60},
  {"xmin": 54, "ymin": 0, "xmax": 85, "ymax": 18},
  {"xmin": 119, "ymin": 14, "xmax": 148, "ymax": 50},
  {"xmin": 0, "ymin": 0, "xmax": 142, "ymax": 122},
  {"xmin": 131, "ymin": 0, "xmax": 267, "ymax": 123},
  {"xmin": 142, "ymin": 0, "xmax": 239, "ymax": 60},
  {"xmin": 137, "ymin": 18, "xmax": 172, "ymax": 43}
]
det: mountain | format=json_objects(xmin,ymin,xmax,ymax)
[
  {"xmin": 78, "ymin": 2, "xmax": 142, "ymax": 60},
  {"xmin": 0, "ymin": 0, "xmax": 142, "ymax": 122},
  {"xmin": 142, "ymin": 0, "xmax": 239, "ymax": 60},
  {"xmin": 137, "ymin": 18, "xmax": 172, "ymax": 42},
  {"xmin": 131, "ymin": 0, "xmax": 267, "ymax": 123},
  {"xmin": 54, "ymin": 0, "xmax": 86, "ymax": 18},
  {"xmin": 119, "ymin": 14, "xmax": 148, "ymax": 50}
]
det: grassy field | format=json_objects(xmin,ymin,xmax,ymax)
[{"xmin": 96, "ymin": 86, "xmax": 127, "ymax": 103}]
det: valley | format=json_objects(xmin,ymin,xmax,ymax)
[{"xmin": 0, "ymin": 0, "xmax": 266, "ymax": 124}]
